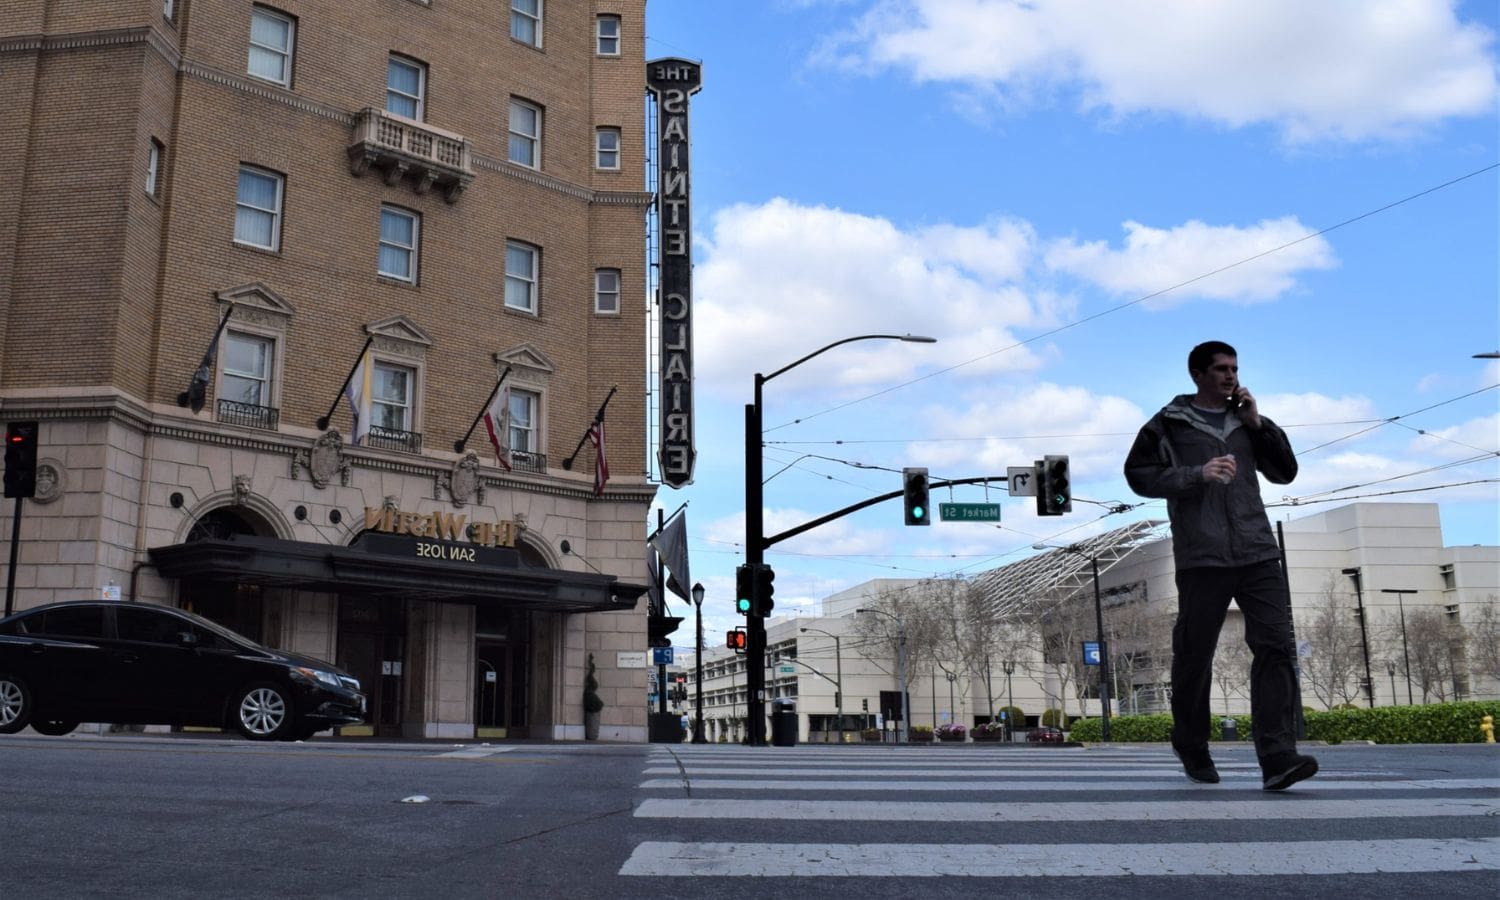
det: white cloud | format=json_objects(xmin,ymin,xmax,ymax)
[
  {"xmin": 1045, "ymin": 218, "xmax": 1337, "ymax": 306},
  {"xmin": 820, "ymin": 0, "xmax": 1498, "ymax": 143}
]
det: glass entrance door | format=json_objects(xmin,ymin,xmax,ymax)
[
  {"xmin": 475, "ymin": 641, "xmax": 510, "ymax": 738},
  {"xmin": 337, "ymin": 601, "xmax": 405, "ymax": 737}
]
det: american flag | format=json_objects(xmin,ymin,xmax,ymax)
[{"xmin": 587, "ymin": 418, "xmax": 608, "ymax": 497}]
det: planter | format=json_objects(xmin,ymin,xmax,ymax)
[
  {"xmin": 584, "ymin": 711, "xmax": 600, "ymax": 741},
  {"xmin": 862, "ymin": 732, "xmax": 884, "ymax": 743},
  {"xmin": 971, "ymin": 732, "xmax": 1002, "ymax": 742},
  {"xmin": 908, "ymin": 732, "xmax": 934, "ymax": 743},
  {"xmin": 937, "ymin": 734, "xmax": 965, "ymax": 742}
]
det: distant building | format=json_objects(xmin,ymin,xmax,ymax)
[{"xmin": 1, "ymin": 2, "xmax": 657, "ymax": 740}]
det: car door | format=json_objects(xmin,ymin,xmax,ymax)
[
  {"xmin": 15, "ymin": 604, "xmax": 113, "ymax": 720},
  {"xmin": 113, "ymin": 606, "xmax": 257, "ymax": 725}
]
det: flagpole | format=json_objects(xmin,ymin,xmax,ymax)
[
  {"xmin": 176, "ymin": 302, "xmax": 235, "ymax": 409},
  {"xmin": 562, "ymin": 384, "xmax": 618, "ymax": 470},
  {"xmin": 316, "ymin": 336, "xmax": 374, "ymax": 430},
  {"xmin": 453, "ymin": 366, "xmax": 512, "ymax": 453},
  {"xmin": 644, "ymin": 500, "xmax": 689, "ymax": 543}
]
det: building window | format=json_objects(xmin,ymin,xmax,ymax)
[
  {"xmin": 1439, "ymin": 563, "xmax": 1455, "ymax": 591},
  {"xmin": 222, "ymin": 332, "xmax": 273, "ymax": 407},
  {"xmin": 595, "ymin": 127, "xmax": 620, "ymax": 170},
  {"xmin": 234, "ymin": 166, "xmax": 283, "ymax": 250},
  {"xmin": 164, "ymin": 0, "xmax": 175, "ymax": 23},
  {"xmin": 386, "ymin": 55, "xmax": 426, "ymax": 121},
  {"xmin": 248, "ymin": 6, "xmax": 295, "ymax": 86},
  {"xmin": 594, "ymin": 268, "xmax": 620, "ymax": 315},
  {"xmin": 146, "ymin": 139, "xmax": 163, "ymax": 197},
  {"xmin": 508, "ymin": 389, "xmax": 538, "ymax": 453},
  {"xmin": 596, "ymin": 15, "xmax": 620, "ymax": 56},
  {"xmin": 511, "ymin": 0, "xmax": 542, "ymax": 47},
  {"xmin": 372, "ymin": 361, "xmax": 414, "ymax": 433},
  {"xmin": 379, "ymin": 206, "xmax": 419, "ymax": 282},
  {"xmin": 508, "ymin": 99, "xmax": 542, "ymax": 168},
  {"xmin": 505, "ymin": 241, "xmax": 538, "ymax": 312}
]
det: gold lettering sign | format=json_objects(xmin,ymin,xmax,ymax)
[{"xmin": 362, "ymin": 507, "xmax": 517, "ymax": 547}]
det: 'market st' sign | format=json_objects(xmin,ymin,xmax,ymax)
[{"xmin": 648, "ymin": 58, "xmax": 701, "ymax": 488}]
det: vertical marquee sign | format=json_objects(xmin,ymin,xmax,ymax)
[{"xmin": 648, "ymin": 58, "xmax": 701, "ymax": 489}]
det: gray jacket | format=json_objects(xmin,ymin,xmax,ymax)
[{"xmin": 1123, "ymin": 394, "xmax": 1297, "ymax": 569}]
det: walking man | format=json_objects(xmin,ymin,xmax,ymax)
[{"xmin": 1124, "ymin": 340, "xmax": 1318, "ymax": 791}]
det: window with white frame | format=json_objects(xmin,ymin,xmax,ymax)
[
  {"xmin": 595, "ymin": 127, "xmax": 620, "ymax": 170},
  {"xmin": 378, "ymin": 206, "xmax": 419, "ymax": 282},
  {"xmin": 247, "ymin": 6, "xmax": 295, "ymax": 86},
  {"xmin": 234, "ymin": 166, "xmax": 283, "ymax": 250},
  {"xmin": 508, "ymin": 389, "xmax": 538, "ymax": 453},
  {"xmin": 371, "ymin": 361, "xmax": 414, "ymax": 433},
  {"xmin": 146, "ymin": 139, "xmax": 162, "ymax": 197},
  {"xmin": 508, "ymin": 99, "xmax": 541, "ymax": 168},
  {"xmin": 164, "ymin": 0, "xmax": 175, "ymax": 23},
  {"xmin": 386, "ymin": 55, "xmax": 426, "ymax": 121},
  {"xmin": 594, "ymin": 268, "xmax": 620, "ymax": 315},
  {"xmin": 596, "ymin": 15, "xmax": 620, "ymax": 55},
  {"xmin": 505, "ymin": 241, "xmax": 538, "ymax": 312},
  {"xmin": 511, "ymin": 0, "xmax": 542, "ymax": 47},
  {"xmin": 222, "ymin": 332, "xmax": 273, "ymax": 407}
]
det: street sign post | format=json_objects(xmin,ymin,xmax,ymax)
[{"xmin": 938, "ymin": 502, "xmax": 1001, "ymax": 522}]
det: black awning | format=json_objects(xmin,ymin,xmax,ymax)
[{"xmin": 148, "ymin": 534, "xmax": 646, "ymax": 614}]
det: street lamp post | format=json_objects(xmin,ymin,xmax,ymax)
[
  {"xmin": 1002, "ymin": 659, "xmax": 1016, "ymax": 741},
  {"xmin": 1380, "ymin": 589, "xmax": 1418, "ymax": 706},
  {"xmin": 1340, "ymin": 567, "xmax": 1375, "ymax": 708},
  {"xmin": 800, "ymin": 626, "xmax": 844, "ymax": 742},
  {"xmin": 856, "ymin": 606, "xmax": 909, "ymax": 742},
  {"xmin": 1386, "ymin": 659, "xmax": 1397, "ymax": 705},
  {"xmin": 945, "ymin": 669, "xmax": 957, "ymax": 723},
  {"xmin": 691, "ymin": 582, "xmax": 706, "ymax": 743},
  {"xmin": 745, "ymin": 333, "xmax": 934, "ymax": 745},
  {"xmin": 1034, "ymin": 543, "xmax": 1112, "ymax": 741}
]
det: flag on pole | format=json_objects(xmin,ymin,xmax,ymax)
[
  {"xmin": 482, "ymin": 384, "xmax": 513, "ymax": 471},
  {"xmin": 344, "ymin": 350, "xmax": 373, "ymax": 445},
  {"xmin": 179, "ymin": 304, "xmax": 234, "ymax": 413},
  {"xmin": 587, "ymin": 417, "xmax": 608, "ymax": 497},
  {"xmin": 647, "ymin": 511, "xmax": 691, "ymax": 602}
]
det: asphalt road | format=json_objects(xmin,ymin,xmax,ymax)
[{"xmin": 1, "ymin": 733, "xmax": 1496, "ymax": 898}]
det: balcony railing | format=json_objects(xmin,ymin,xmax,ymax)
[
  {"xmin": 509, "ymin": 450, "xmax": 547, "ymax": 474},
  {"xmin": 216, "ymin": 399, "xmax": 279, "ymax": 431},
  {"xmin": 366, "ymin": 425, "xmax": 423, "ymax": 454},
  {"xmin": 347, "ymin": 108, "xmax": 474, "ymax": 203}
]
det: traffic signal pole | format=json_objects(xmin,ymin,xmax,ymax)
[
  {"xmin": 744, "ymin": 395, "xmax": 767, "ymax": 746},
  {"xmin": 5, "ymin": 496, "xmax": 20, "ymax": 617}
]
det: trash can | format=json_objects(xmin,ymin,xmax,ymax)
[
  {"xmin": 770, "ymin": 698, "xmax": 798, "ymax": 747},
  {"xmin": 1221, "ymin": 716, "xmax": 1238, "ymax": 741}
]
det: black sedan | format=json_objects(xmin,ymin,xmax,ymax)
[
  {"xmin": 0, "ymin": 601, "xmax": 365, "ymax": 741},
  {"xmin": 1027, "ymin": 725, "xmax": 1067, "ymax": 743}
]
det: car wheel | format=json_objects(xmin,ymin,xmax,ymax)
[
  {"xmin": 0, "ymin": 675, "xmax": 33, "ymax": 735},
  {"xmin": 233, "ymin": 683, "xmax": 295, "ymax": 741},
  {"xmin": 30, "ymin": 720, "xmax": 78, "ymax": 737}
]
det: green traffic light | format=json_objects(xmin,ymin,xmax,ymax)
[
  {"xmin": 913, "ymin": 506, "xmax": 925, "ymax": 520},
  {"xmin": 736, "ymin": 597, "xmax": 751, "ymax": 614}
]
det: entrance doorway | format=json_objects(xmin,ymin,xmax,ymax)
[
  {"xmin": 474, "ymin": 606, "xmax": 529, "ymax": 738},
  {"xmin": 338, "ymin": 600, "xmax": 406, "ymax": 737}
]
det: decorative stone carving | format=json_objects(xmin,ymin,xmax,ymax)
[
  {"xmin": 233, "ymin": 474, "xmax": 252, "ymax": 506},
  {"xmin": 443, "ymin": 452, "xmax": 484, "ymax": 507},
  {"xmin": 293, "ymin": 431, "xmax": 352, "ymax": 489},
  {"xmin": 31, "ymin": 460, "xmax": 64, "ymax": 505}
]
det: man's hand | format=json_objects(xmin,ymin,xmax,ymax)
[{"xmin": 1232, "ymin": 387, "xmax": 1262, "ymax": 429}]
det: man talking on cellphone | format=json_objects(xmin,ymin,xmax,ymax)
[{"xmin": 1124, "ymin": 340, "xmax": 1318, "ymax": 791}]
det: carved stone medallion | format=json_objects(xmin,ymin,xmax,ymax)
[
  {"xmin": 293, "ymin": 430, "xmax": 352, "ymax": 489},
  {"xmin": 446, "ymin": 452, "xmax": 484, "ymax": 507}
]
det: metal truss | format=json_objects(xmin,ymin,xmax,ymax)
[{"xmin": 972, "ymin": 519, "xmax": 1169, "ymax": 620}]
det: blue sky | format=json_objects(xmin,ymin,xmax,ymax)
[{"xmin": 640, "ymin": 0, "xmax": 1500, "ymax": 641}]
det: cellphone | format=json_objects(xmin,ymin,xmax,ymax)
[{"xmin": 1226, "ymin": 389, "xmax": 1244, "ymax": 412}]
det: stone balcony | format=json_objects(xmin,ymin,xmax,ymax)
[{"xmin": 347, "ymin": 108, "xmax": 474, "ymax": 203}]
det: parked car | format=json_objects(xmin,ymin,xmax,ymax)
[
  {"xmin": 0, "ymin": 601, "xmax": 365, "ymax": 741},
  {"xmin": 1027, "ymin": 725, "xmax": 1066, "ymax": 743}
]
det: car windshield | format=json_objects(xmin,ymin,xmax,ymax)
[{"xmin": 163, "ymin": 606, "xmax": 261, "ymax": 649}]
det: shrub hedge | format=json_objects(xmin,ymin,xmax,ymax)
[{"xmin": 1066, "ymin": 700, "xmax": 1500, "ymax": 744}]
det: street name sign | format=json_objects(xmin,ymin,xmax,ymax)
[{"xmin": 939, "ymin": 502, "xmax": 1001, "ymax": 522}]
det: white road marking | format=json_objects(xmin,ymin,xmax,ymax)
[
  {"xmin": 634, "ymin": 796, "xmax": 1500, "ymax": 821},
  {"xmin": 638, "ymin": 777, "xmax": 1500, "ymax": 792},
  {"xmin": 429, "ymin": 746, "xmax": 518, "ymax": 759},
  {"xmin": 620, "ymin": 838, "xmax": 1500, "ymax": 877}
]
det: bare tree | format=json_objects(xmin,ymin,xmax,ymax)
[
  {"xmin": 1298, "ymin": 574, "xmax": 1368, "ymax": 708},
  {"xmin": 1101, "ymin": 582, "xmax": 1173, "ymax": 715},
  {"xmin": 851, "ymin": 581, "xmax": 942, "ymax": 721},
  {"xmin": 1403, "ymin": 607, "xmax": 1467, "ymax": 702},
  {"xmin": 1464, "ymin": 597, "xmax": 1500, "ymax": 696},
  {"xmin": 1036, "ymin": 589, "xmax": 1098, "ymax": 721},
  {"xmin": 1212, "ymin": 617, "xmax": 1252, "ymax": 715}
]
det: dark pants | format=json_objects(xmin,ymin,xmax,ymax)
[{"xmin": 1170, "ymin": 559, "xmax": 1299, "ymax": 760}]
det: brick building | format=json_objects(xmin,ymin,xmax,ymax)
[{"xmin": 0, "ymin": 0, "xmax": 659, "ymax": 740}]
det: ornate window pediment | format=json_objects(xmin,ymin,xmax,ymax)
[
  {"xmin": 493, "ymin": 343, "xmax": 555, "ymax": 377},
  {"xmin": 365, "ymin": 315, "xmax": 432, "ymax": 360},
  {"xmin": 216, "ymin": 282, "xmax": 296, "ymax": 324}
]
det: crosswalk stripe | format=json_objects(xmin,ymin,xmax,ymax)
[
  {"xmin": 639, "ymin": 776, "xmax": 1500, "ymax": 792},
  {"xmin": 635, "ymin": 796, "xmax": 1499, "ymax": 821},
  {"xmin": 643, "ymin": 762, "xmax": 1264, "ymax": 773},
  {"xmin": 429, "ymin": 746, "xmax": 517, "ymax": 759},
  {"xmin": 620, "ymin": 837, "xmax": 1500, "ymax": 877}
]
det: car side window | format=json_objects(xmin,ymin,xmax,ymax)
[
  {"xmin": 116, "ymin": 608, "xmax": 189, "ymax": 644},
  {"xmin": 31, "ymin": 606, "xmax": 107, "ymax": 638}
]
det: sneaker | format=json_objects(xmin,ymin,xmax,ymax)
[
  {"xmin": 1261, "ymin": 752, "xmax": 1319, "ymax": 791},
  {"xmin": 1172, "ymin": 745, "xmax": 1220, "ymax": 784}
]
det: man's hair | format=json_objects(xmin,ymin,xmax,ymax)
[{"xmin": 1188, "ymin": 340, "xmax": 1237, "ymax": 376}]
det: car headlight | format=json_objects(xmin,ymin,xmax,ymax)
[{"xmin": 292, "ymin": 666, "xmax": 343, "ymax": 688}]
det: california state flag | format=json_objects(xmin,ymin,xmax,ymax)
[{"xmin": 482, "ymin": 385, "xmax": 513, "ymax": 471}]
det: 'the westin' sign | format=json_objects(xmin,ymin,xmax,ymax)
[{"xmin": 648, "ymin": 58, "xmax": 701, "ymax": 488}]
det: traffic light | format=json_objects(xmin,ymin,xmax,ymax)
[
  {"xmin": 726, "ymin": 628, "xmax": 747, "ymax": 652},
  {"xmin": 3, "ymin": 421, "xmax": 39, "ymax": 500},
  {"xmin": 902, "ymin": 467, "xmax": 929, "ymax": 526},
  {"xmin": 734, "ymin": 564, "xmax": 752, "ymax": 615},
  {"xmin": 1037, "ymin": 454, "xmax": 1072, "ymax": 516},
  {"xmin": 751, "ymin": 564, "xmax": 775, "ymax": 617}
]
